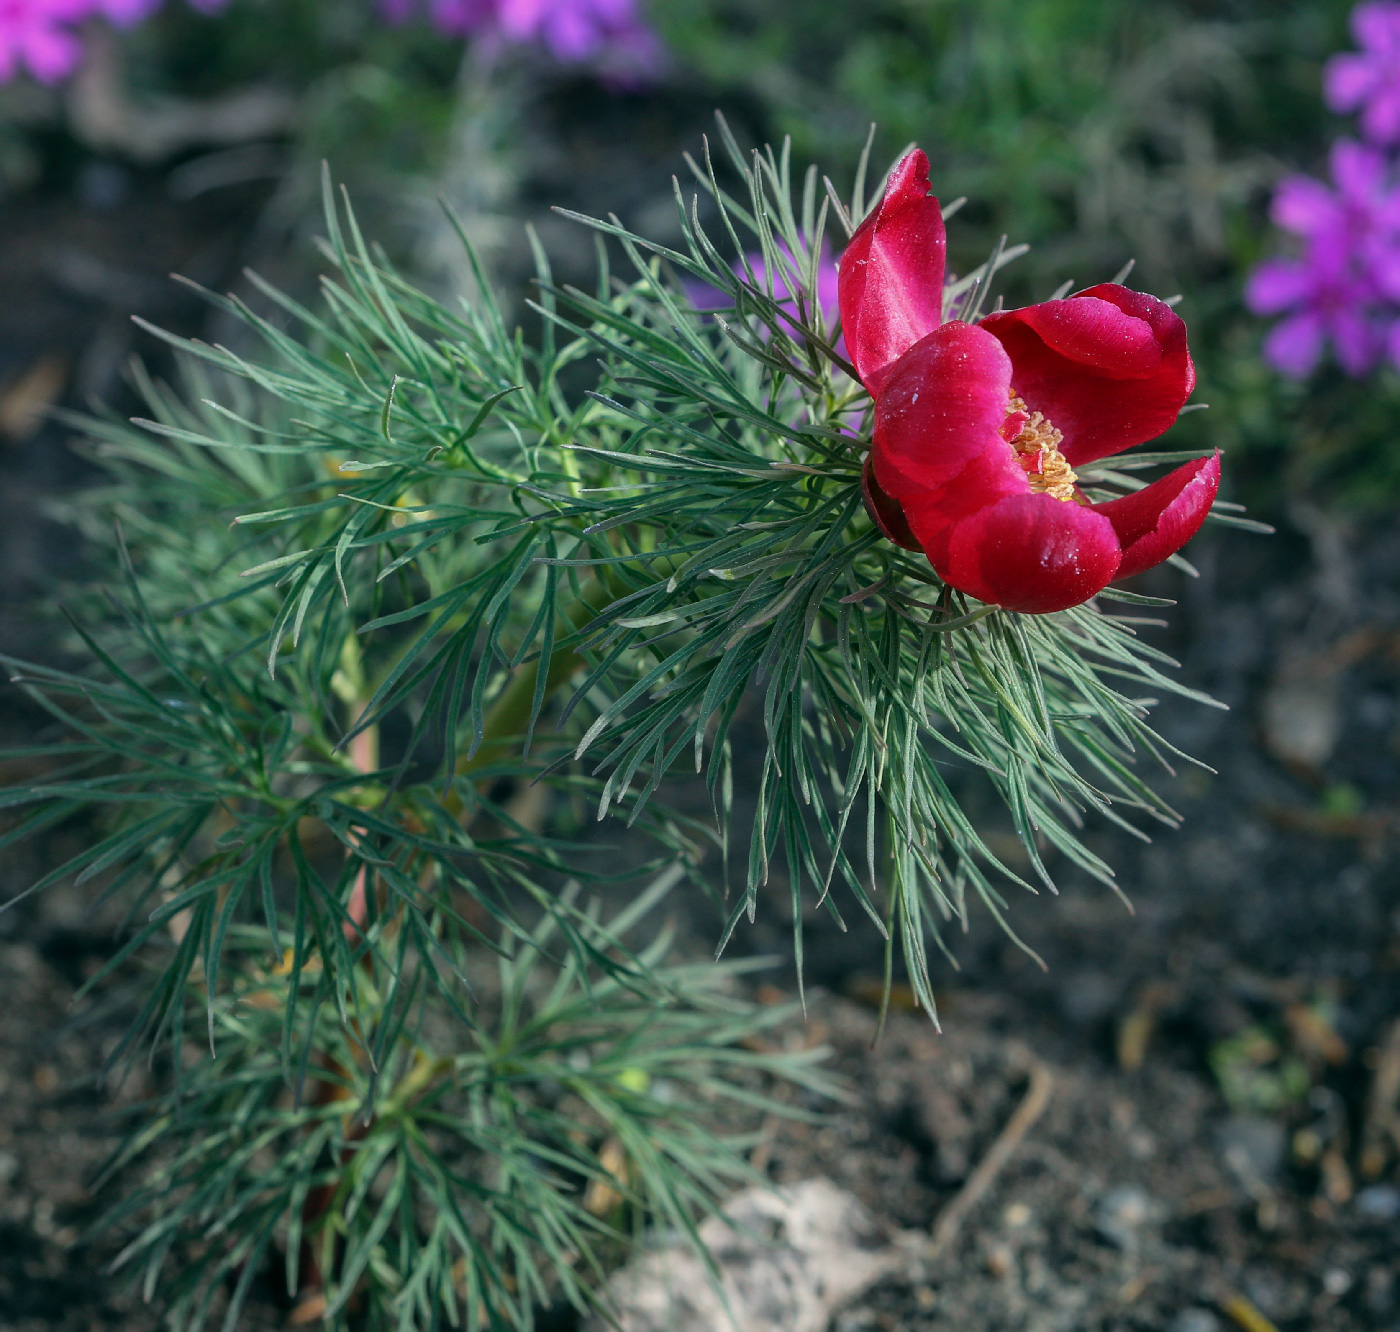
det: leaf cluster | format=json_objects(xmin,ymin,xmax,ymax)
[{"xmin": 97, "ymin": 877, "xmax": 831, "ymax": 1331}]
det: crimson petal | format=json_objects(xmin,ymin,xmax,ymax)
[
  {"xmin": 978, "ymin": 285, "xmax": 1195, "ymax": 468},
  {"xmin": 921, "ymin": 493, "xmax": 1122, "ymax": 615},
  {"xmin": 1093, "ymin": 452, "xmax": 1220, "ymax": 582},
  {"xmin": 871, "ymin": 321, "xmax": 1023, "ymax": 508},
  {"xmin": 861, "ymin": 456, "xmax": 921, "ymax": 550},
  {"xmin": 837, "ymin": 149, "xmax": 947, "ymax": 394}
]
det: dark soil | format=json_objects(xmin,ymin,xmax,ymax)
[{"xmin": 2, "ymin": 90, "xmax": 1399, "ymax": 1332}]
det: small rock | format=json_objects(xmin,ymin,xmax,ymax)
[
  {"xmin": 1003, "ymin": 1201, "xmax": 1032, "ymax": 1229},
  {"xmin": 831, "ymin": 1314, "xmax": 876, "ymax": 1332},
  {"xmin": 982, "ymin": 1238, "xmax": 1014, "ymax": 1278},
  {"xmin": 1261, "ymin": 676, "xmax": 1341, "ymax": 769},
  {"xmin": 0, "ymin": 1151, "xmax": 17, "ymax": 1186},
  {"xmin": 1216, "ymin": 1116, "xmax": 1286, "ymax": 1192},
  {"xmin": 1324, "ymin": 1268, "xmax": 1353, "ymax": 1297},
  {"xmin": 1356, "ymin": 1185, "xmax": 1400, "ymax": 1220},
  {"xmin": 1244, "ymin": 1268, "xmax": 1302, "ymax": 1320},
  {"xmin": 581, "ymin": 1178, "xmax": 901, "ymax": 1332},
  {"xmin": 1167, "ymin": 1311, "xmax": 1221, "ymax": 1332},
  {"xmin": 1059, "ymin": 970, "xmax": 1120, "ymax": 1026},
  {"xmin": 1093, "ymin": 1185, "xmax": 1159, "ymax": 1251}
]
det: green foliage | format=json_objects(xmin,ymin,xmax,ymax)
[
  {"xmin": 661, "ymin": 0, "xmax": 1349, "ymax": 281},
  {"xmin": 658, "ymin": 0, "xmax": 1400, "ymax": 511},
  {"xmin": 4, "ymin": 131, "xmax": 1234, "ymax": 1326},
  {"xmin": 97, "ymin": 878, "xmax": 828, "ymax": 1331}
]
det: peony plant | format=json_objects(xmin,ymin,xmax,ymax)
[{"xmin": 3, "ymin": 126, "xmax": 1240, "ymax": 1328}]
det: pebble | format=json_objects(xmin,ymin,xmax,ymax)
[
  {"xmin": 983, "ymin": 1240, "xmax": 1014, "ymax": 1278},
  {"xmin": 1356, "ymin": 1184, "xmax": 1400, "ymax": 1220},
  {"xmin": 581, "ymin": 1178, "xmax": 901, "ymax": 1332},
  {"xmin": 1093, "ymin": 1185, "xmax": 1158, "ymax": 1250},
  {"xmin": 1059, "ymin": 970, "xmax": 1120, "ymax": 1026},
  {"xmin": 1324, "ymin": 1268, "xmax": 1353, "ymax": 1297},
  {"xmin": 1167, "ymin": 1312, "xmax": 1221, "ymax": 1332},
  {"xmin": 1261, "ymin": 676, "xmax": 1341, "ymax": 768},
  {"xmin": 1216, "ymin": 1115, "xmax": 1285, "ymax": 1188},
  {"xmin": 1003, "ymin": 1201, "xmax": 1032, "ymax": 1228}
]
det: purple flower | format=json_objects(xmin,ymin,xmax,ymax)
[
  {"xmin": 419, "ymin": 0, "xmax": 494, "ymax": 34},
  {"xmin": 1246, "ymin": 141, "xmax": 1400, "ymax": 377},
  {"xmin": 0, "ymin": 0, "xmax": 233, "ymax": 84},
  {"xmin": 1325, "ymin": 1, "xmax": 1400, "ymax": 145},
  {"xmin": 1246, "ymin": 257, "xmax": 1387, "ymax": 377},
  {"xmin": 688, "ymin": 240, "xmax": 842, "ymax": 326},
  {"xmin": 0, "ymin": 0, "xmax": 89, "ymax": 82},
  {"xmin": 90, "ymin": 0, "xmax": 161, "ymax": 26},
  {"xmin": 386, "ymin": 0, "xmax": 662, "ymax": 79}
]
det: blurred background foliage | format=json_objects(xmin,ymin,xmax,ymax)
[
  {"xmin": 656, "ymin": 0, "xmax": 1394, "ymax": 514},
  {"xmin": 1, "ymin": 0, "xmax": 1393, "ymax": 509}
]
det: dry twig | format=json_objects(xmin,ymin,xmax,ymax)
[{"xmin": 927, "ymin": 1055, "xmax": 1054, "ymax": 1260}]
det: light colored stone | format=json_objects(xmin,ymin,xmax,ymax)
[
  {"xmin": 582, "ymin": 1178, "xmax": 901, "ymax": 1332},
  {"xmin": 1261, "ymin": 676, "xmax": 1341, "ymax": 769}
]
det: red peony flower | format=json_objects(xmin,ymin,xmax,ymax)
[{"xmin": 840, "ymin": 150, "xmax": 1220, "ymax": 615}]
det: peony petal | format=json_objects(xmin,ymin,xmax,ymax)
[
  {"xmin": 979, "ymin": 285, "xmax": 1194, "ymax": 468},
  {"xmin": 1093, "ymin": 453, "xmax": 1220, "ymax": 581},
  {"xmin": 837, "ymin": 149, "xmax": 947, "ymax": 394},
  {"xmin": 861, "ymin": 456, "xmax": 921, "ymax": 550},
  {"xmin": 988, "ymin": 294, "xmax": 1163, "ymax": 377},
  {"xmin": 870, "ymin": 320, "xmax": 1022, "ymax": 505},
  {"xmin": 925, "ymin": 493, "xmax": 1121, "ymax": 615}
]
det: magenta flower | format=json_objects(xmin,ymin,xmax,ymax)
[
  {"xmin": 497, "ymin": 0, "xmax": 649, "ymax": 64},
  {"xmin": 1247, "ymin": 256, "xmax": 1387, "ymax": 377},
  {"xmin": 0, "ymin": 0, "xmax": 233, "ymax": 84},
  {"xmin": 90, "ymin": 0, "xmax": 161, "ymax": 27},
  {"xmin": 420, "ymin": 0, "xmax": 494, "ymax": 33},
  {"xmin": 1246, "ymin": 140, "xmax": 1400, "ymax": 377},
  {"xmin": 1325, "ymin": 1, "xmax": 1400, "ymax": 146},
  {"xmin": 388, "ymin": 0, "xmax": 661, "ymax": 78},
  {"xmin": 749, "ymin": 240, "xmax": 841, "ymax": 328},
  {"xmin": 686, "ymin": 240, "xmax": 842, "ymax": 339},
  {"xmin": 0, "ymin": 0, "xmax": 89, "ymax": 82}
]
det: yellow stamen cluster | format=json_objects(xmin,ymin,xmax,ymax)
[{"xmin": 1008, "ymin": 393, "xmax": 1077, "ymax": 501}]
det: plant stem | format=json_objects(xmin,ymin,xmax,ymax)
[{"xmin": 444, "ymin": 568, "xmax": 615, "ymax": 809}]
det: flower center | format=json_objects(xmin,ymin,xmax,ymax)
[{"xmin": 1005, "ymin": 393, "xmax": 1077, "ymax": 501}]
